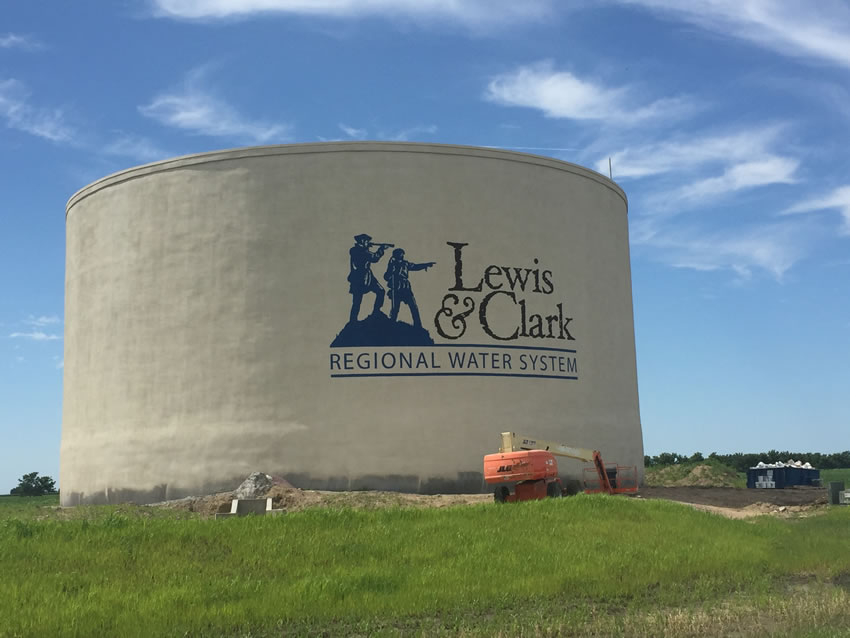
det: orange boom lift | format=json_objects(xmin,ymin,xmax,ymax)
[{"xmin": 483, "ymin": 432, "xmax": 638, "ymax": 502}]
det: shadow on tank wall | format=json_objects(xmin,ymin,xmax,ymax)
[{"xmin": 60, "ymin": 471, "xmax": 490, "ymax": 506}]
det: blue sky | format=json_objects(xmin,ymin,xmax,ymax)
[{"xmin": 2, "ymin": 0, "xmax": 849, "ymax": 491}]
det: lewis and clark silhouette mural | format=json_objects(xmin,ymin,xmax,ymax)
[
  {"xmin": 329, "ymin": 234, "xmax": 579, "ymax": 381},
  {"xmin": 331, "ymin": 233, "xmax": 436, "ymax": 347}
]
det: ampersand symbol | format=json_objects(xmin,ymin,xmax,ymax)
[{"xmin": 434, "ymin": 294, "xmax": 476, "ymax": 340}]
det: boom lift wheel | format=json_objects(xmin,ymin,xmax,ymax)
[
  {"xmin": 546, "ymin": 481, "xmax": 562, "ymax": 498},
  {"xmin": 494, "ymin": 486, "xmax": 510, "ymax": 503},
  {"xmin": 563, "ymin": 480, "xmax": 581, "ymax": 496}
]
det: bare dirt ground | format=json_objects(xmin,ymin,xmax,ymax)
[
  {"xmin": 678, "ymin": 502, "xmax": 819, "ymax": 519},
  {"xmin": 145, "ymin": 461, "xmax": 834, "ymax": 520},
  {"xmin": 157, "ymin": 485, "xmax": 493, "ymax": 518},
  {"xmin": 637, "ymin": 485, "xmax": 826, "ymax": 508},
  {"xmin": 154, "ymin": 483, "xmax": 828, "ymax": 520},
  {"xmin": 634, "ymin": 486, "xmax": 828, "ymax": 519}
]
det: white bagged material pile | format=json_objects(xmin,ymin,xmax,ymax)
[
  {"xmin": 751, "ymin": 459, "xmax": 816, "ymax": 488},
  {"xmin": 753, "ymin": 460, "xmax": 814, "ymax": 469}
]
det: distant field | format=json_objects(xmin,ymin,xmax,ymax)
[
  {"xmin": 821, "ymin": 468, "xmax": 850, "ymax": 486},
  {"xmin": 0, "ymin": 493, "xmax": 59, "ymax": 517},
  {"xmin": 646, "ymin": 464, "xmax": 850, "ymax": 490},
  {"xmin": 1, "ymin": 493, "xmax": 849, "ymax": 636}
]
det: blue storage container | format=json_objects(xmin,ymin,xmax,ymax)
[
  {"xmin": 785, "ymin": 467, "xmax": 801, "ymax": 486},
  {"xmin": 747, "ymin": 467, "xmax": 786, "ymax": 489},
  {"xmin": 802, "ymin": 468, "xmax": 820, "ymax": 485},
  {"xmin": 747, "ymin": 466, "xmax": 820, "ymax": 488}
]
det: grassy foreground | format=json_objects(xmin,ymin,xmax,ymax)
[{"xmin": 1, "ymin": 495, "xmax": 849, "ymax": 637}]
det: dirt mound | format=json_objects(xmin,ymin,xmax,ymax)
[
  {"xmin": 646, "ymin": 463, "xmax": 739, "ymax": 487},
  {"xmin": 157, "ymin": 486, "xmax": 492, "ymax": 518},
  {"xmin": 684, "ymin": 464, "xmax": 728, "ymax": 486}
]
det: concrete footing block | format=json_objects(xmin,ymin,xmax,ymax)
[
  {"xmin": 214, "ymin": 498, "xmax": 286, "ymax": 519},
  {"xmin": 828, "ymin": 481, "xmax": 846, "ymax": 506}
]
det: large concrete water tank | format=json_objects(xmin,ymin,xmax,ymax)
[{"xmin": 61, "ymin": 142, "xmax": 643, "ymax": 505}]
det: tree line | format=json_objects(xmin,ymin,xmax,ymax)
[
  {"xmin": 645, "ymin": 451, "xmax": 850, "ymax": 472},
  {"xmin": 9, "ymin": 472, "xmax": 57, "ymax": 496}
]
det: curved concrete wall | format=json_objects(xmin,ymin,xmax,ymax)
[{"xmin": 61, "ymin": 142, "xmax": 643, "ymax": 505}]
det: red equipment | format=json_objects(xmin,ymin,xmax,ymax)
[{"xmin": 483, "ymin": 432, "xmax": 638, "ymax": 502}]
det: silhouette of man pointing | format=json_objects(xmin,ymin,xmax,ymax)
[{"xmin": 383, "ymin": 247, "xmax": 434, "ymax": 328}]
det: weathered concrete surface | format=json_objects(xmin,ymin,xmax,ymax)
[
  {"xmin": 234, "ymin": 472, "xmax": 274, "ymax": 499},
  {"xmin": 61, "ymin": 142, "xmax": 643, "ymax": 505}
]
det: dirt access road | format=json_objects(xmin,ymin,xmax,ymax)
[
  {"xmin": 635, "ymin": 485, "xmax": 828, "ymax": 519},
  {"xmin": 637, "ymin": 486, "xmax": 826, "ymax": 508}
]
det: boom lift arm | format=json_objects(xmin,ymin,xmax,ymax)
[{"xmin": 499, "ymin": 432, "xmax": 613, "ymax": 493}]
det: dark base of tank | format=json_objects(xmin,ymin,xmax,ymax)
[{"xmin": 60, "ymin": 470, "xmax": 500, "ymax": 506}]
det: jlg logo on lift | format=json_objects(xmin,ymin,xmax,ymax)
[{"xmin": 497, "ymin": 465, "xmax": 513, "ymax": 472}]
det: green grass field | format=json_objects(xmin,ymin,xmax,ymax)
[
  {"xmin": 821, "ymin": 468, "xmax": 850, "ymax": 486},
  {"xmin": 0, "ymin": 493, "xmax": 59, "ymax": 516},
  {"xmin": 1, "ymin": 493, "xmax": 849, "ymax": 637}
]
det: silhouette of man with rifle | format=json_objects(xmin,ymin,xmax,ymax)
[
  {"xmin": 383, "ymin": 248, "xmax": 435, "ymax": 328},
  {"xmin": 347, "ymin": 233, "xmax": 393, "ymax": 323}
]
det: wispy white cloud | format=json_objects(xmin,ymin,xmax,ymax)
[
  {"xmin": 636, "ymin": 220, "xmax": 812, "ymax": 280},
  {"xmin": 607, "ymin": 124, "xmax": 809, "ymax": 277},
  {"xmin": 139, "ymin": 68, "xmax": 291, "ymax": 144},
  {"xmin": 103, "ymin": 133, "xmax": 171, "ymax": 163},
  {"xmin": 0, "ymin": 33, "xmax": 42, "ymax": 50},
  {"xmin": 611, "ymin": 0, "xmax": 850, "ymax": 69},
  {"xmin": 150, "ymin": 0, "xmax": 554, "ymax": 29},
  {"xmin": 386, "ymin": 124, "xmax": 437, "ymax": 141},
  {"xmin": 596, "ymin": 125, "xmax": 799, "ymax": 210},
  {"xmin": 809, "ymin": 81, "xmax": 850, "ymax": 121},
  {"xmin": 9, "ymin": 331, "xmax": 62, "ymax": 341},
  {"xmin": 0, "ymin": 79, "xmax": 75, "ymax": 142},
  {"xmin": 597, "ymin": 125, "xmax": 786, "ymax": 179},
  {"xmin": 339, "ymin": 123, "xmax": 367, "ymax": 139},
  {"xmin": 24, "ymin": 315, "xmax": 62, "ymax": 327},
  {"xmin": 484, "ymin": 61, "xmax": 694, "ymax": 126},
  {"xmin": 668, "ymin": 156, "xmax": 798, "ymax": 204},
  {"xmin": 320, "ymin": 123, "xmax": 436, "ymax": 142},
  {"xmin": 759, "ymin": 75, "xmax": 850, "ymax": 122},
  {"xmin": 784, "ymin": 186, "xmax": 850, "ymax": 235}
]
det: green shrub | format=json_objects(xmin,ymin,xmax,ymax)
[{"xmin": 9, "ymin": 472, "xmax": 56, "ymax": 496}]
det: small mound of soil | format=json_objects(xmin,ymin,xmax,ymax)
[
  {"xmin": 646, "ymin": 463, "xmax": 739, "ymax": 487},
  {"xmin": 156, "ymin": 485, "xmax": 492, "ymax": 518}
]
